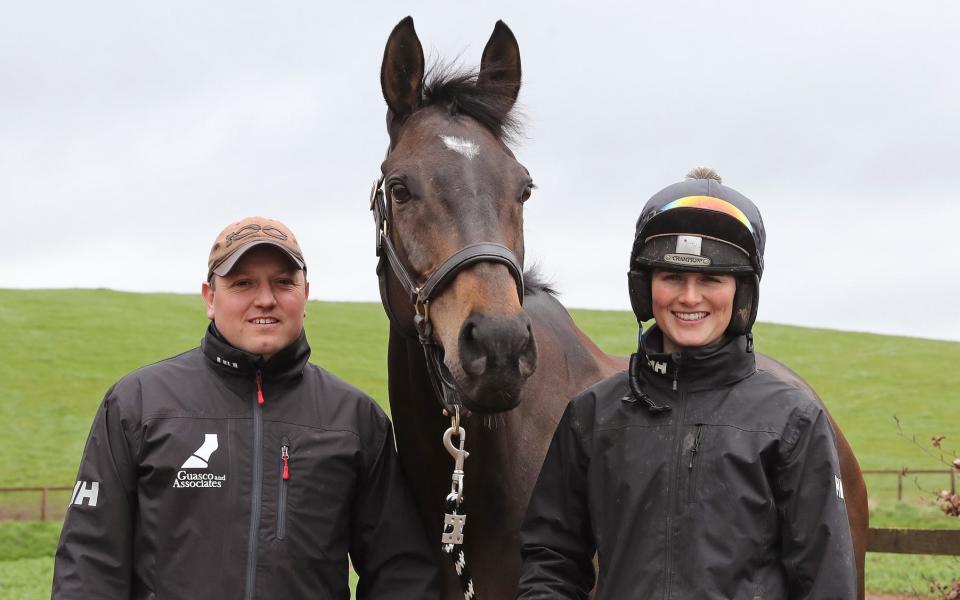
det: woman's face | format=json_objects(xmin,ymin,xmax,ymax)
[{"xmin": 651, "ymin": 270, "xmax": 736, "ymax": 353}]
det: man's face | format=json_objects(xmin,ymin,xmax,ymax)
[{"xmin": 202, "ymin": 245, "xmax": 309, "ymax": 361}]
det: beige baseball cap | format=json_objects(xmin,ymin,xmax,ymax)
[{"xmin": 207, "ymin": 216, "xmax": 306, "ymax": 280}]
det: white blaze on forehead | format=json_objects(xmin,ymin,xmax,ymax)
[{"xmin": 440, "ymin": 135, "xmax": 480, "ymax": 159}]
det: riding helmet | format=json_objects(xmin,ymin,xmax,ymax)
[{"xmin": 628, "ymin": 167, "xmax": 766, "ymax": 337}]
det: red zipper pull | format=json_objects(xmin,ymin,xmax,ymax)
[
  {"xmin": 281, "ymin": 444, "xmax": 290, "ymax": 480},
  {"xmin": 256, "ymin": 371, "xmax": 265, "ymax": 405}
]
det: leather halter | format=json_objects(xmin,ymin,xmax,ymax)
[{"xmin": 370, "ymin": 177, "xmax": 525, "ymax": 415}]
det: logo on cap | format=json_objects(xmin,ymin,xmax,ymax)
[
  {"xmin": 224, "ymin": 224, "xmax": 288, "ymax": 248},
  {"xmin": 664, "ymin": 254, "xmax": 712, "ymax": 266}
]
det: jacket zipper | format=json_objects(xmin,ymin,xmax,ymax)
[
  {"xmin": 277, "ymin": 437, "xmax": 290, "ymax": 540},
  {"xmin": 245, "ymin": 370, "xmax": 265, "ymax": 600},
  {"xmin": 663, "ymin": 377, "xmax": 686, "ymax": 600},
  {"xmin": 687, "ymin": 424, "xmax": 703, "ymax": 503}
]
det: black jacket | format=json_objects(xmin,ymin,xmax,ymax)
[
  {"xmin": 53, "ymin": 325, "xmax": 439, "ymax": 600},
  {"xmin": 517, "ymin": 328, "xmax": 856, "ymax": 600}
]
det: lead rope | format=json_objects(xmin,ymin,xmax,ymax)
[{"xmin": 441, "ymin": 409, "xmax": 477, "ymax": 599}]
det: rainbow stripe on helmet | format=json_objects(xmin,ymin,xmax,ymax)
[{"xmin": 658, "ymin": 196, "xmax": 754, "ymax": 233}]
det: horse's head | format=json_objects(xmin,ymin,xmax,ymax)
[{"xmin": 377, "ymin": 17, "xmax": 538, "ymax": 413}]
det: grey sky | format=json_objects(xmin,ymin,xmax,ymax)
[{"xmin": 3, "ymin": 1, "xmax": 959, "ymax": 341}]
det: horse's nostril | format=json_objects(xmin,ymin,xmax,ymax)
[
  {"xmin": 459, "ymin": 316, "xmax": 486, "ymax": 378},
  {"xmin": 518, "ymin": 328, "xmax": 538, "ymax": 379},
  {"xmin": 464, "ymin": 355, "xmax": 487, "ymax": 378}
]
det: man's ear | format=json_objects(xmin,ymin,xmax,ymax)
[
  {"xmin": 304, "ymin": 278, "xmax": 310, "ymax": 302},
  {"xmin": 201, "ymin": 280, "xmax": 216, "ymax": 321}
]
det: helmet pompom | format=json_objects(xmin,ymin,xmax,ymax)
[{"xmin": 685, "ymin": 166, "xmax": 722, "ymax": 183}]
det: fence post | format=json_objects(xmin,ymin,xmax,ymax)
[
  {"xmin": 41, "ymin": 487, "xmax": 48, "ymax": 521},
  {"xmin": 897, "ymin": 472, "xmax": 903, "ymax": 501},
  {"xmin": 951, "ymin": 469, "xmax": 956, "ymax": 496}
]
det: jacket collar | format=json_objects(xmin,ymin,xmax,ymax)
[
  {"xmin": 639, "ymin": 325, "xmax": 755, "ymax": 391},
  {"xmin": 201, "ymin": 322, "xmax": 311, "ymax": 381}
]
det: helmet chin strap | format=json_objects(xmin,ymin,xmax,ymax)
[{"xmin": 623, "ymin": 322, "xmax": 672, "ymax": 414}]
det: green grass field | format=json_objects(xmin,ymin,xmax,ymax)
[{"xmin": 0, "ymin": 289, "xmax": 957, "ymax": 598}]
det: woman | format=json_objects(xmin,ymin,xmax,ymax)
[{"xmin": 517, "ymin": 168, "xmax": 856, "ymax": 599}]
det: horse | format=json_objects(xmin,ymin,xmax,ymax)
[{"xmin": 374, "ymin": 16, "xmax": 868, "ymax": 599}]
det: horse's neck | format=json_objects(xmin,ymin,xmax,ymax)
[{"xmin": 523, "ymin": 289, "xmax": 627, "ymax": 393}]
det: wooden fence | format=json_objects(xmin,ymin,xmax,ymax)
[
  {"xmin": 862, "ymin": 468, "xmax": 956, "ymax": 501},
  {"xmin": 860, "ymin": 468, "xmax": 959, "ymax": 555},
  {"xmin": 0, "ymin": 486, "xmax": 73, "ymax": 521},
  {"xmin": 868, "ymin": 527, "xmax": 960, "ymax": 555}
]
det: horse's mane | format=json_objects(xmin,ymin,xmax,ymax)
[
  {"xmin": 523, "ymin": 265, "xmax": 557, "ymax": 297},
  {"xmin": 422, "ymin": 62, "xmax": 523, "ymax": 143}
]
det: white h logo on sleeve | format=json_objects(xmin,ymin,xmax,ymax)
[
  {"xmin": 71, "ymin": 481, "xmax": 100, "ymax": 507},
  {"xmin": 834, "ymin": 475, "xmax": 845, "ymax": 500}
]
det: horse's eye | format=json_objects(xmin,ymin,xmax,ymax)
[
  {"xmin": 390, "ymin": 184, "xmax": 412, "ymax": 204},
  {"xmin": 520, "ymin": 185, "xmax": 534, "ymax": 203}
]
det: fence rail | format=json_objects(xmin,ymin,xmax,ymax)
[
  {"xmin": 861, "ymin": 468, "xmax": 956, "ymax": 501},
  {"xmin": 867, "ymin": 527, "xmax": 960, "ymax": 555},
  {"xmin": 0, "ymin": 486, "xmax": 73, "ymax": 521}
]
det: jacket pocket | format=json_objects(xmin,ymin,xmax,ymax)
[
  {"xmin": 277, "ymin": 437, "xmax": 290, "ymax": 540},
  {"xmin": 686, "ymin": 424, "xmax": 704, "ymax": 503}
]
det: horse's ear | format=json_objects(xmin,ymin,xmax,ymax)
[
  {"xmin": 381, "ymin": 16, "xmax": 425, "ymax": 123},
  {"xmin": 478, "ymin": 20, "xmax": 521, "ymax": 108}
]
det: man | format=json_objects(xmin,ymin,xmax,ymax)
[
  {"xmin": 52, "ymin": 216, "xmax": 439, "ymax": 599},
  {"xmin": 517, "ymin": 169, "xmax": 856, "ymax": 599}
]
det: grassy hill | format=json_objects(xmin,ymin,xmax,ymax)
[{"xmin": 0, "ymin": 289, "xmax": 958, "ymax": 597}]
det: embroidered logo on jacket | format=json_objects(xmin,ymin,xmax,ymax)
[
  {"xmin": 215, "ymin": 356, "xmax": 239, "ymax": 369},
  {"xmin": 70, "ymin": 481, "xmax": 100, "ymax": 507},
  {"xmin": 835, "ymin": 475, "xmax": 845, "ymax": 500},
  {"xmin": 181, "ymin": 433, "xmax": 219, "ymax": 468},
  {"xmin": 173, "ymin": 434, "xmax": 227, "ymax": 489}
]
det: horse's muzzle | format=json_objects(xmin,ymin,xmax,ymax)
[{"xmin": 455, "ymin": 311, "xmax": 538, "ymax": 412}]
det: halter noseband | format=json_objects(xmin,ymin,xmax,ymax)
[{"xmin": 370, "ymin": 177, "xmax": 525, "ymax": 416}]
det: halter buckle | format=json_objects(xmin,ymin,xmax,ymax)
[
  {"xmin": 414, "ymin": 296, "xmax": 429, "ymax": 321},
  {"xmin": 369, "ymin": 178, "xmax": 382, "ymax": 210}
]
